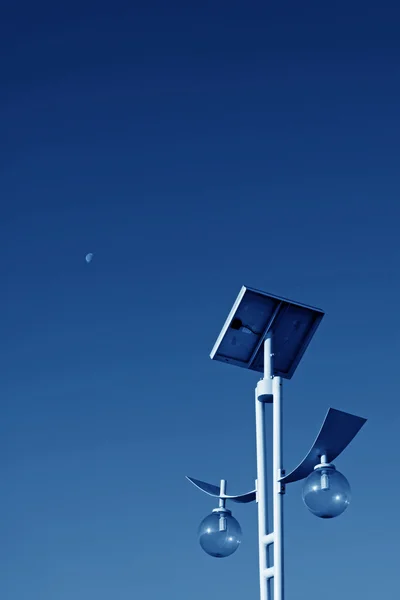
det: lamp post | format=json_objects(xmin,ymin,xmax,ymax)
[{"xmin": 187, "ymin": 286, "xmax": 366, "ymax": 600}]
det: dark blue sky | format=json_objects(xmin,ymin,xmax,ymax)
[{"xmin": 2, "ymin": 2, "xmax": 400, "ymax": 599}]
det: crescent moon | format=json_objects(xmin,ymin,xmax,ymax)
[{"xmin": 85, "ymin": 253, "xmax": 93, "ymax": 263}]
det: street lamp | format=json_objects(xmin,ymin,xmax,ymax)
[
  {"xmin": 302, "ymin": 457, "xmax": 351, "ymax": 518},
  {"xmin": 197, "ymin": 480, "xmax": 243, "ymax": 558},
  {"xmin": 186, "ymin": 285, "xmax": 366, "ymax": 600}
]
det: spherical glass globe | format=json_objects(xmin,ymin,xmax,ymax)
[
  {"xmin": 302, "ymin": 466, "xmax": 351, "ymax": 519},
  {"xmin": 198, "ymin": 510, "xmax": 242, "ymax": 558}
]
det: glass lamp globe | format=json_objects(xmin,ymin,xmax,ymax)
[
  {"xmin": 198, "ymin": 509, "xmax": 242, "ymax": 558},
  {"xmin": 302, "ymin": 464, "xmax": 351, "ymax": 519}
]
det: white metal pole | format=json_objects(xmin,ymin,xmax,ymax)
[
  {"xmin": 273, "ymin": 375, "xmax": 284, "ymax": 600},
  {"xmin": 255, "ymin": 391, "xmax": 269, "ymax": 600},
  {"xmin": 219, "ymin": 480, "xmax": 227, "ymax": 531},
  {"xmin": 255, "ymin": 335, "xmax": 273, "ymax": 600}
]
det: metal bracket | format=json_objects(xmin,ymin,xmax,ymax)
[{"xmin": 278, "ymin": 469, "xmax": 286, "ymax": 495}]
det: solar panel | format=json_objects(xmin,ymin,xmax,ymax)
[{"xmin": 210, "ymin": 286, "xmax": 324, "ymax": 379}]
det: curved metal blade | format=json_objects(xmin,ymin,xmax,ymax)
[
  {"xmin": 186, "ymin": 476, "xmax": 256, "ymax": 503},
  {"xmin": 186, "ymin": 476, "xmax": 220, "ymax": 497},
  {"xmin": 229, "ymin": 490, "xmax": 256, "ymax": 504},
  {"xmin": 280, "ymin": 408, "xmax": 367, "ymax": 484}
]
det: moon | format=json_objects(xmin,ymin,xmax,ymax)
[{"xmin": 85, "ymin": 253, "xmax": 93, "ymax": 263}]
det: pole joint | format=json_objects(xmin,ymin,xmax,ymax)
[
  {"xmin": 264, "ymin": 567, "xmax": 275, "ymax": 580},
  {"xmin": 263, "ymin": 532, "xmax": 275, "ymax": 546}
]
